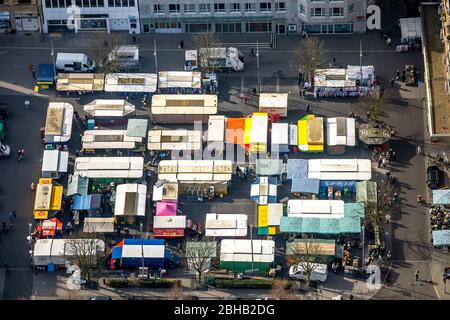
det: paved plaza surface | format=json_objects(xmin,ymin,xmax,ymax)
[{"xmin": 0, "ymin": 19, "xmax": 449, "ymax": 300}]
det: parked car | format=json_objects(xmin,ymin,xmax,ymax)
[
  {"xmin": 87, "ymin": 296, "xmax": 112, "ymax": 300},
  {"xmin": 289, "ymin": 263, "xmax": 328, "ymax": 283},
  {"xmin": 426, "ymin": 165, "xmax": 441, "ymax": 189}
]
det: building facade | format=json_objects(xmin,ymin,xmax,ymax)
[
  {"xmin": 138, "ymin": 0, "xmax": 367, "ymax": 34},
  {"xmin": 0, "ymin": 0, "xmax": 41, "ymax": 32},
  {"xmin": 41, "ymin": 0, "xmax": 140, "ymax": 33}
]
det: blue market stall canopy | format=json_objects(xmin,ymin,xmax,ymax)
[
  {"xmin": 67, "ymin": 174, "xmax": 89, "ymax": 196},
  {"xmin": 126, "ymin": 119, "xmax": 148, "ymax": 138},
  {"xmin": 256, "ymin": 159, "xmax": 284, "ymax": 176},
  {"xmin": 280, "ymin": 203, "xmax": 365, "ymax": 235},
  {"xmin": 250, "ymin": 176, "xmax": 277, "ymax": 205},
  {"xmin": 287, "ymin": 159, "xmax": 308, "ymax": 179},
  {"xmin": 37, "ymin": 64, "xmax": 55, "ymax": 85},
  {"xmin": 73, "ymin": 194, "xmax": 102, "ymax": 210},
  {"xmin": 112, "ymin": 238, "xmax": 180, "ymax": 268},
  {"xmin": 432, "ymin": 230, "xmax": 450, "ymax": 247},
  {"xmin": 291, "ymin": 178, "xmax": 320, "ymax": 194},
  {"xmin": 432, "ymin": 190, "xmax": 450, "ymax": 205}
]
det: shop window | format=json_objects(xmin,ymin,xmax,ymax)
[
  {"xmin": 304, "ymin": 24, "xmax": 321, "ymax": 33},
  {"xmin": 246, "ymin": 22, "xmax": 271, "ymax": 32}
]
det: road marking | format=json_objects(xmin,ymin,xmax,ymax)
[
  {"xmin": 276, "ymin": 77, "xmax": 280, "ymax": 93},
  {"xmin": 240, "ymin": 77, "xmax": 245, "ymax": 97}
]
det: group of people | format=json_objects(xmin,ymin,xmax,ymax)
[
  {"xmin": 17, "ymin": 148, "xmax": 25, "ymax": 161},
  {"xmin": 373, "ymin": 147, "xmax": 396, "ymax": 168},
  {"xmin": 430, "ymin": 206, "xmax": 450, "ymax": 232}
]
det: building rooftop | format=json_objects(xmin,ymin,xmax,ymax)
[{"xmin": 422, "ymin": 3, "xmax": 450, "ymax": 136}]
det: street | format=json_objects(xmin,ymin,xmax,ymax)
[{"xmin": 0, "ymin": 24, "xmax": 448, "ymax": 300}]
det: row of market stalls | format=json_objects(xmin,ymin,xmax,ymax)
[
  {"xmin": 51, "ymin": 71, "xmax": 217, "ymax": 95},
  {"xmin": 313, "ymin": 66, "xmax": 380, "ymax": 98}
]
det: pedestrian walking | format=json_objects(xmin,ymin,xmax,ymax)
[
  {"xmin": 349, "ymin": 294, "xmax": 353, "ymax": 300},
  {"xmin": 250, "ymin": 48, "xmax": 255, "ymax": 57},
  {"xmin": 391, "ymin": 151, "xmax": 396, "ymax": 162},
  {"xmin": 3, "ymin": 263, "xmax": 8, "ymax": 272},
  {"xmin": 391, "ymin": 175, "xmax": 396, "ymax": 185},
  {"xmin": 377, "ymin": 158, "xmax": 383, "ymax": 168},
  {"xmin": 393, "ymin": 192, "xmax": 399, "ymax": 201},
  {"xmin": 443, "ymin": 272, "xmax": 447, "ymax": 286},
  {"xmin": 244, "ymin": 168, "xmax": 248, "ymax": 182},
  {"xmin": 415, "ymin": 270, "xmax": 420, "ymax": 281},
  {"xmin": 235, "ymin": 165, "xmax": 240, "ymax": 177},
  {"xmin": 131, "ymin": 31, "xmax": 136, "ymax": 42},
  {"xmin": 31, "ymin": 66, "xmax": 36, "ymax": 80},
  {"xmin": 28, "ymin": 63, "xmax": 34, "ymax": 73},
  {"xmin": 417, "ymin": 194, "xmax": 422, "ymax": 203},
  {"xmin": 386, "ymin": 250, "xmax": 392, "ymax": 262},
  {"xmin": 382, "ymin": 157, "xmax": 387, "ymax": 167},
  {"xmin": 396, "ymin": 70, "xmax": 401, "ymax": 80},
  {"xmin": 243, "ymin": 95, "xmax": 249, "ymax": 105},
  {"xmin": 306, "ymin": 104, "xmax": 311, "ymax": 114},
  {"xmin": 66, "ymin": 221, "xmax": 72, "ymax": 235},
  {"xmin": 390, "ymin": 78, "xmax": 395, "ymax": 88},
  {"xmin": 366, "ymin": 111, "xmax": 371, "ymax": 121},
  {"xmin": 386, "ymin": 37, "xmax": 392, "ymax": 46},
  {"xmin": 385, "ymin": 170, "xmax": 391, "ymax": 178}
]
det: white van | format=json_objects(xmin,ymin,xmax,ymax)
[
  {"xmin": 289, "ymin": 263, "xmax": 328, "ymax": 283},
  {"xmin": 56, "ymin": 53, "xmax": 96, "ymax": 73}
]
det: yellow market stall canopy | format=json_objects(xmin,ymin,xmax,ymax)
[{"xmin": 33, "ymin": 178, "xmax": 63, "ymax": 219}]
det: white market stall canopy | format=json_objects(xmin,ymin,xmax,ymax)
[
  {"xmin": 44, "ymin": 102, "xmax": 74, "ymax": 143},
  {"xmin": 153, "ymin": 215, "xmax": 187, "ymax": 229},
  {"xmin": 83, "ymin": 99, "xmax": 135, "ymax": 118},
  {"xmin": 158, "ymin": 160, "xmax": 232, "ymax": 183},
  {"xmin": 258, "ymin": 93, "xmax": 288, "ymax": 117},
  {"xmin": 41, "ymin": 150, "xmax": 69, "ymax": 178},
  {"xmin": 346, "ymin": 65, "xmax": 376, "ymax": 82},
  {"xmin": 82, "ymin": 129, "xmax": 143, "ymax": 150},
  {"xmin": 152, "ymin": 181, "xmax": 178, "ymax": 202},
  {"xmin": 288, "ymin": 199, "xmax": 345, "ymax": 218},
  {"xmin": 308, "ymin": 159, "xmax": 371, "ymax": 180},
  {"xmin": 74, "ymin": 157, "xmax": 144, "ymax": 179},
  {"xmin": 220, "ymin": 239, "xmax": 275, "ymax": 263},
  {"xmin": 314, "ymin": 69, "xmax": 355, "ymax": 88},
  {"xmin": 104, "ymin": 73, "xmax": 157, "ymax": 93},
  {"xmin": 148, "ymin": 129, "xmax": 202, "ymax": 151},
  {"xmin": 271, "ymin": 123, "xmax": 289, "ymax": 153},
  {"xmin": 114, "ymin": 184, "xmax": 147, "ymax": 216},
  {"xmin": 83, "ymin": 217, "xmax": 115, "ymax": 233},
  {"xmin": 158, "ymin": 71, "xmax": 202, "ymax": 89},
  {"xmin": 207, "ymin": 115, "xmax": 226, "ymax": 142},
  {"xmin": 56, "ymin": 73, "xmax": 105, "ymax": 92},
  {"xmin": 399, "ymin": 17, "xmax": 422, "ymax": 40},
  {"xmin": 33, "ymin": 238, "xmax": 105, "ymax": 266},
  {"xmin": 327, "ymin": 117, "xmax": 356, "ymax": 146},
  {"xmin": 205, "ymin": 213, "xmax": 248, "ymax": 237}
]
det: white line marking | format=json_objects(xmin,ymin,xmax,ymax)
[
  {"xmin": 240, "ymin": 77, "xmax": 245, "ymax": 97},
  {"xmin": 276, "ymin": 77, "xmax": 280, "ymax": 93}
]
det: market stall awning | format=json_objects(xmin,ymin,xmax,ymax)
[
  {"xmin": 285, "ymin": 239, "xmax": 343, "ymax": 258},
  {"xmin": 256, "ymin": 159, "xmax": 284, "ymax": 176},
  {"xmin": 359, "ymin": 123, "xmax": 391, "ymax": 145},
  {"xmin": 126, "ymin": 119, "xmax": 148, "ymax": 138},
  {"xmin": 432, "ymin": 189, "xmax": 450, "ymax": 205},
  {"xmin": 73, "ymin": 194, "xmax": 102, "ymax": 210},
  {"xmin": 67, "ymin": 174, "xmax": 89, "ymax": 196},
  {"xmin": 291, "ymin": 178, "xmax": 320, "ymax": 194},
  {"xmin": 83, "ymin": 217, "xmax": 115, "ymax": 233},
  {"xmin": 250, "ymin": 176, "xmax": 277, "ymax": 205},
  {"xmin": 432, "ymin": 230, "xmax": 450, "ymax": 247},
  {"xmin": 156, "ymin": 201, "xmax": 177, "ymax": 216},
  {"xmin": 287, "ymin": 159, "xmax": 308, "ymax": 179}
]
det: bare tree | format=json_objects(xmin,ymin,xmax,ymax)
[
  {"xmin": 292, "ymin": 37, "xmax": 329, "ymax": 85},
  {"xmin": 287, "ymin": 239, "xmax": 326, "ymax": 288},
  {"xmin": 185, "ymin": 240, "xmax": 217, "ymax": 283},
  {"xmin": 65, "ymin": 232, "xmax": 105, "ymax": 283},
  {"xmin": 358, "ymin": 94, "xmax": 385, "ymax": 121},
  {"xmin": 87, "ymin": 32, "xmax": 124, "ymax": 73},
  {"xmin": 192, "ymin": 33, "xmax": 222, "ymax": 74}
]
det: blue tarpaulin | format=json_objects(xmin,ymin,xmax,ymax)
[
  {"xmin": 37, "ymin": 64, "xmax": 55, "ymax": 83},
  {"xmin": 432, "ymin": 230, "xmax": 450, "ymax": 246},
  {"xmin": 73, "ymin": 194, "xmax": 102, "ymax": 210},
  {"xmin": 287, "ymin": 159, "xmax": 308, "ymax": 179},
  {"xmin": 432, "ymin": 190, "xmax": 450, "ymax": 205},
  {"xmin": 291, "ymin": 178, "xmax": 320, "ymax": 194}
]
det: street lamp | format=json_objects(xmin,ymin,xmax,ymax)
[
  {"xmin": 153, "ymin": 39, "xmax": 158, "ymax": 74},
  {"xmin": 256, "ymin": 41, "xmax": 261, "ymax": 93}
]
